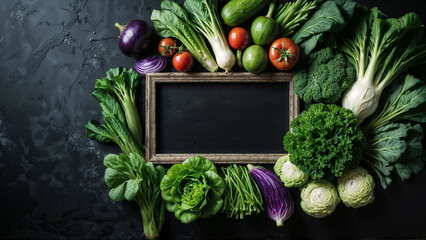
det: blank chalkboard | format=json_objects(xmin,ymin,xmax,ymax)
[{"xmin": 145, "ymin": 72, "xmax": 299, "ymax": 163}]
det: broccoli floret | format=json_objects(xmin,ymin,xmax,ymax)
[{"xmin": 294, "ymin": 47, "xmax": 356, "ymax": 103}]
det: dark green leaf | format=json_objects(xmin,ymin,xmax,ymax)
[
  {"xmin": 103, "ymin": 153, "xmax": 127, "ymax": 173},
  {"xmin": 160, "ymin": 175, "xmax": 174, "ymax": 202},
  {"xmin": 92, "ymin": 89, "xmax": 125, "ymax": 123},
  {"xmin": 201, "ymin": 199, "xmax": 223, "ymax": 218},
  {"xmin": 105, "ymin": 168, "xmax": 128, "ymax": 189},
  {"xmin": 127, "ymin": 69, "xmax": 141, "ymax": 90},
  {"xmin": 204, "ymin": 170, "xmax": 225, "ymax": 200},
  {"xmin": 104, "ymin": 117, "xmax": 131, "ymax": 141},
  {"xmin": 95, "ymin": 77, "xmax": 114, "ymax": 93},
  {"xmin": 182, "ymin": 156, "xmax": 217, "ymax": 173},
  {"xmin": 176, "ymin": 210, "xmax": 202, "ymax": 224},
  {"xmin": 109, "ymin": 182, "xmax": 126, "ymax": 202},
  {"xmin": 85, "ymin": 120, "xmax": 113, "ymax": 143},
  {"xmin": 293, "ymin": 0, "xmax": 356, "ymax": 56},
  {"xmin": 124, "ymin": 179, "xmax": 141, "ymax": 201}
]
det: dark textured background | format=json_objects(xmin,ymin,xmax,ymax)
[{"xmin": 1, "ymin": 0, "xmax": 426, "ymax": 239}]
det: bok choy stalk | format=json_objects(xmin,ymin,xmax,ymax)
[
  {"xmin": 86, "ymin": 68, "xmax": 165, "ymax": 239},
  {"xmin": 151, "ymin": 1, "xmax": 218, "ymax": 72},
  {"xmin": 184, "ymin": 0, "xmax": 236, "ymax": 72},
  {"xmin": 86, "ymin": 68, "xmax": 143, "ymax": 155},
  {"xmin": 338, "ymin": 6, "xmax": 426, "ymax": 124}
]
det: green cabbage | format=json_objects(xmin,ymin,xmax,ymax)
[
  {"xmin": 160, "ymin": 156, "xmax": 225, "ymax": 223},
  {"xmin": 274, "ymin": 155, "xmax": 308, "ymax": 187},
  {"xmin": 337, "ymin": 167, "xmax": 375, "ymax": 208},
  {"xmin": 300, "ymin": 179, "xmax": 340, "ymax": 218}
]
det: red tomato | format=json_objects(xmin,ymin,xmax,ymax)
[
  {"xmin": 228, "ymin": 27, "xmax": 251, "ymax": 50},
  {"xmin": 158, "ymin": 38, "xmax": 177, "ymax": 57},
  {"xmin": 173, "ymin": 51, "xmax": 194, "ymax": 72},
  {"xmin": 269, "ymin": 38, "xmax": 299, "ymax": 71}
]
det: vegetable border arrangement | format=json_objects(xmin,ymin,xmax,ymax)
[{"xmin": 85, "ymin": 0, "xmax": 426, "ymax": 239}]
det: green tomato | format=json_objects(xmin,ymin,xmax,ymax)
[
  {"xmin": 274, "ymin": 155, "xmax": 308, "ymax": 187},
  {"xmin": 337, "ymin": 167, "xmax": 375, "ymax": 208},
  {"xmin": 300, "ymin": 179, "xmax": 340, "ymax": 218},
  {"xmin": 242, "ymin": 45, "xmax": 268, "ymax": 73}
]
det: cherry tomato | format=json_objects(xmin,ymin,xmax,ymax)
[
  {"xmin": 228, "ymin": 27, "xmax": 251, "ymax": 50},
  {"xmin": 158, "ymin": 38, "xmax": 177, "ymax": 57},
  {"xmin": 269, "ymin": 38, "xmax": 299, "ymax": 71},
  {"xmin": 173, "ymin": 51, "xmax": 194, "ymax": 72}
]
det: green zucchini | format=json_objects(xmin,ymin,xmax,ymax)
[{"xmin": 221, "ymin": 0, "xmax": 272, "ymax": 27}]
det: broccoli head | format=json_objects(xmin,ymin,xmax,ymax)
[{"xmin": 294, "ymin": 47, "xmax": 356, "ymax": 103}]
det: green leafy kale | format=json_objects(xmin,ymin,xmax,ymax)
[
  {"xmin": 283, "ymin": 103, "xmax": 365, "ymax": 180},
  {"xmin": 160, "ymin": 156, "xmax": 225, "ymax": 224},
  {"xmin": 294, "ymin": 47, "xmax": 356, "ymax": 103}
]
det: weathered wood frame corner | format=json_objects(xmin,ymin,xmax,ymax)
[{"xmin": 145, "ymin": 72, "xmax": 299, "ymax": 164}]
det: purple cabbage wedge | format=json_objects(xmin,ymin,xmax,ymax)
[
  {"xmin": 247, "ymin": 164, "xmax": 294, "ymax": 227},
  {"xmin": 134, "ymin": 55, "xmax": 167, "ymax": 76}
]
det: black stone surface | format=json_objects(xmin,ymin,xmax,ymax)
[{"xmin": 1, "ymin": 0, "xmax": 426, "ymax": 239}]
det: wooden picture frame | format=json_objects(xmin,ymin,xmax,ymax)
[{"xmin": 145, "ymin": 72, "xmax": 299, "ymax": 164}]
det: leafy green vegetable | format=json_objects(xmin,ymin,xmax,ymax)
[
  {"xmin": 292, "ymin": 0, "xmax": 357, "ymax": 56},
  {"xmin": 274, "ymin": 155, "xmax": 308, "ymax": 188},
  {"xmin": 294, "ymin": 47, "xmax": 356, "ymax": 103},
  {"xmin": 86, "ymin": 68, "xmax": 143, "ymax": 156},
  {"xmin": 283, "ymin": 103, "xmax": 365, "ymax": 180},
  {"xmin": 86, "ymin": 68, "xmax": 165, "ymax": 239},
  {"xmin": 337, "ymin": 167, "xmax": 375, "ymax": 208},
  {"xmin": 363, "ymin": 123, "xmax": 424, "ymax": 188},
  {"xmin": 161, "ymin": 156, "xmax": 225, "ymax": 223},
  {"xmin": 151, "ymin": 1, "xmax": 219, "ymax": 72},
  {"xmin": 338, "ymin": 6, "xmax": 426, "ymax": 124},
  {"xmin": 104, "ymin": 153, "xmax": 165, "ymax": 240},
  {"xmin": 221, "ymin": 164, "xmax": 264, "ymax": 219},
  {"xmin": 360, "ymin": 75, "xmax": 426, "ymax": 188},
  {"xmin": 183, "ymin": 0, "xmax": 236, "ymax": 71},
  {"xmin": 363, "ymin": 75, "xmax": 426, "ymax": 131},
  {"xmin": 273, "ymin": 0, "xmax": 317, "ymax": 37},
  {"xmin": 300, "ymin": 179, "xmax": 340, "ymax": 218}
]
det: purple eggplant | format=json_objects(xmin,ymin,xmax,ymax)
[
  {"xmin": 115, "ymin": 20, "xmax": 151, "ymax": 57},
  {"xmin": 247, "ymin": 164, "xmax": 294, "ymax": 227}
]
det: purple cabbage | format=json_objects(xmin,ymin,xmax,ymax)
[
  {"xmin": 247, "ymin": 164, "xmax": 294, "ymax": 227},
  {"xmin": 134, "ymin": 55, "xmax": 167, "ymax": 76}
]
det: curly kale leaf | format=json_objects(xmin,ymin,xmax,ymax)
[
  {"xmin": 283, "ymin": 103, "xmax": 365, "ymax": 180},
  {"xmin": 294, "ymin": 47, "xmax": 356, "ymax": 103}
]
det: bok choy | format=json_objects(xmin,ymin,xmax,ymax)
[
  {"xmin": 151, "ymin": 1, "xmax": 219, "ymax": 72},
  {"xmin": 184, "ymin": 0, "xmax": 236, "ymax": 72},
  {"xmin": 338, "ymin": 6, "xmax": 426, "ymax": 124}
]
